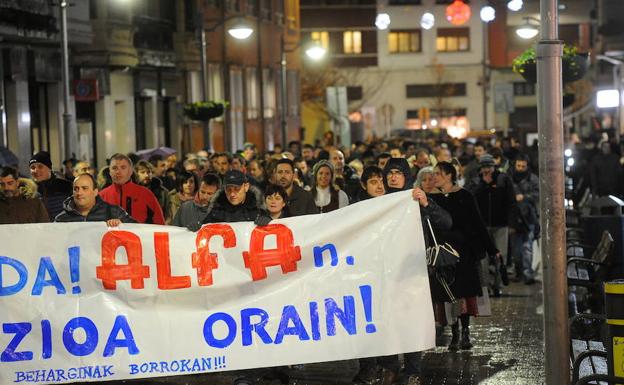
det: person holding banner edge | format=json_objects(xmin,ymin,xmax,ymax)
[{"xmin": 353, "ymin": 164, "xmax": 452, "ymax": 385}]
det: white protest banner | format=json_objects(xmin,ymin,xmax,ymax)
[{"xmin": 0, "ymin": 190, "xmax": 434, "ymax": 384}]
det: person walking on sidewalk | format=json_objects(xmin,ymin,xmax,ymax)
[{"xmin": 429, "ymin": 161, "xmax": 500, "ymax": 352}]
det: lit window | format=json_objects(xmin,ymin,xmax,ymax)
[
  {"xmin": 436, "ymin": 28, "xmax": 470, "ymax": 52},
  {"xmin": 343, "ymin": 30, "xmax": 362, "ymax": 54},
  {"xmin": 311, "ymin": 31, "xmax": 330, "ymax": 50},
  {"xmin": 388, "ymin": 30, "xmax": 421, "ymax": 53}
]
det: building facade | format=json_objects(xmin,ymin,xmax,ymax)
[{"xmin": 1, "ymin": 0, "xmax": 301, "ymax": 172}]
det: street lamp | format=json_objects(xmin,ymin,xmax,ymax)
[
  {"xmin": 227, "ymin": 18, "xmax": 254, "ymax": 40},
  {"xmin": 196, "ymin": 8, "xmax": 254, "ymax": 150},
  {"xmin": 516, "ymin": 17, "xmax": 540, "ymax": 39},
  {"xmin": 480, "ymin": 6, "xmax": 496, "ymax": 23},
  {"xmin": 59, "ymin": 1, "xmax": 76, "ymax": 160},
  {"xmin": 280, "ymin": 39, "xmax": 326, "ymax": 147}
]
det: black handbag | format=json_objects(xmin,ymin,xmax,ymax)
[{"xmin": 425, "ymin": 218, "xmax": 460, "ymax": 302}]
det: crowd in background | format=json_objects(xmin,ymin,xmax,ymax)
[{"xmin": 2, "ymin": 130, "xmax": 624, "ymax": 385}]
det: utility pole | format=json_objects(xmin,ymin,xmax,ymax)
[
  {"xmin": 536, "ymin": 0, "xmax": 569, "ymax": 384},
  {"xmin": 280, "ymin": 33, "xmax": 288, "ymax": 148},
  {"xmin": 60, "ymin": 1, "xmax": 76, "ymax": 159},
  {"xmin": 197, "ymin": 5, "xmax": 211, "ymax": 151}
]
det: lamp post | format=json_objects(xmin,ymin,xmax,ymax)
[
  {"xmin": 60, "ymin": 1, "xmax": 76, "ymax": 160},
  {"xmin": 195, "ymin": 2, "xmax": 254, "ymax": 151},
  {"xmin": 536, "ymin": 0, "xmax": 568, "ymax": 383},
  {"xmin": 280, "ymin": 38, "xmax": 326, "ymax": 148}
]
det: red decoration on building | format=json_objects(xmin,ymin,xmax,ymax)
[{"xmin": 446, "ymin": 0, "xmax": 471, "ymax": 26}]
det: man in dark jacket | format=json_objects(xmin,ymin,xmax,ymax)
[
  {"xmin": 29, "ymin": 151, "xmax": 72, "ymax": 220},
  {"xmin": 330, "ymin": 149, "xmax": 360, "ymax": 201},
  {"xmin": 466, "ymin": 154, "xmax": 515, "ymax": 295},
  {"xmin": 0, "ymin": 166, "xmax": 49, "ymax": 224},
  {"xmin": 509, "ymin": 154, "xmax": 540, "ymax": 284},
  {"xmin": 202, "ymin": 170, "xmax": 266, "ymax": 224},
  {"xmin": 99, "ymin": 153, "xmax": 165, "ymax": 224},
  {"xmin": 55, "ymin": 174, "xmax": 135, "ymax": 225},
  {"xmin": 589, "ymin": 140, "xmax": 623, "ymax": 197},
  {"xmin": 275, "ymin": 158, "xmax": 318, "ymax": 216}
]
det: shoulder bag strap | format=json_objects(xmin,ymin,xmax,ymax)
[{"xmin": 426, "ymin": 218, "xmax": 439, "ymax": 247}]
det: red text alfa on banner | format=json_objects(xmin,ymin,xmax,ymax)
[{"xmin": 243, "ymin": 224, "xmax": 301, "ymax": 281}]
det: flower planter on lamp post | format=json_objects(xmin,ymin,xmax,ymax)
[{"xmin": 513, "ymin": 46, "xmax": 589, "ymax": 84}]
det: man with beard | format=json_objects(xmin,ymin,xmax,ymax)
[
  {"xmin": 274, "ymin": 158, "xmax": 318, "ymax": 216},
  {"xmin": 509, "ymin": 154, "xmax": 540, "ymax": 284},
  {"xmin": 0, "ymin": 166, "xmax": 49, "ymax": 224},
  {"xmin": 135, "ymin": 160, "xmax": 170, "ymax": 216}
]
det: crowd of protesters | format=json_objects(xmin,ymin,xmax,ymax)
[{"xmin": 3, "ymin": 130, "xmax": 622, "ymax": 385}]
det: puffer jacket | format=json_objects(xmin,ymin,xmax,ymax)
[
  {"xmin": 55, "ymin": 196, "xmax": 136, "ymax": 223},
  {"xmin": 0, "ymin": 178, "xmax": 49, "ymax": 224},
  {"xmin": 202, "ymin": 186, "xmax": 265, "ymax": 224}
]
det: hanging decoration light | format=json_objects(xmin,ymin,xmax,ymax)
[
  {"xmin": 480, "ymin": 5, "xmax": 496, "ymax": 23},
  {"xmin": 446, "ymin": 0, "xmax": 471, "ymax": 26},
  {"xmin": 507, "ymin": 0, "xmax": 523, "ymax": 12},
  {"xmin": 375, "ymin": 13, "xmax": 391, "ymax": 30},
  {"xmin": 420, "ymin": 12, "xmax": 435, "ymax": 30}
]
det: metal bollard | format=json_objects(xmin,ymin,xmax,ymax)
[{"xmin": 604, "ymin": 280, "xmax": 624, "ymax": 382}]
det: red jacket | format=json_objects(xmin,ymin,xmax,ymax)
[{"xmin": 99, "ymin": 181, "xmax": 165, "ymax": 225}]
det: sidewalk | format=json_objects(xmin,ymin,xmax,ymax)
[{"xmin": 421, "ymin": 281, "xmax": 545, "ymax": 385}]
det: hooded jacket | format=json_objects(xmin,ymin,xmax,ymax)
[
  {"xmin": 202, "ymin": 185, "xmax": 265, "ymax": 224},
  {"xmin": 383, "ymin": 158, "xmax": 413, "ymax": 194},
  {"xmin": 99, "ymin": 181, "xmax": 165, "ymax": 224},
  {"xmin": 55, "ymin": 196, "xmax": 136, "ymax": 223},
  {"xmin": 0, "ymin": 178, "xmax": 49, "ymax": 224}
]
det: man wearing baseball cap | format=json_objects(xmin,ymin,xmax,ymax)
[
  {"xmin": 201, "ymin": 169, "xmax": 268, "ymax": 224},
  {"xmin": 29, "ymin": 150, "xmax": 72, "ymax": 220}
]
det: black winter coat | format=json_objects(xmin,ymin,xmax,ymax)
[
  {"xmin": 202, "ymin": 186, "xmax": 265, "ymax": 224},
  {"xmin": 55, "ymin": 196, "xmax": 136, "ymax": 223},
  {"xmin": 37, "ymin": 175, "xmax": 73, "ymax": 221},
  {"xmin": 466, "ymin": 171, "xmax": 516, "ymax": 227},
  {"xmin": 429, "ymin": 188, "xmax": 498, "ymax": 299}
]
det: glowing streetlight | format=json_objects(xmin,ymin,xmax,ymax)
[
  {"xmin": 516, "ymin": 17, "xmax": 539, "ymax": 39},
  {"xmin": 227, "ymin": 18, "xmax": 254, "ymax": 40}
]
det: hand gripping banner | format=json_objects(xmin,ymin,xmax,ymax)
[{"xmin": 0, "ymin": 191, "xmax": 434, "ymax": 384}]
